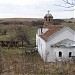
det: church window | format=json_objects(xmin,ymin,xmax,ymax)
[
  {"xmin": 69, "ymin": 52, "xmax": 72, "ymax": 57},
  {"xmin": 49, "ymin": 18, "xmax": 50, "ymax": 21},
  {"xmin": 59, "ymin": 52, "xmax": 62, "ymax": 57},
  {"xmin": 46, "ymin": 18, "xmax": 47, "ymax": 21}
]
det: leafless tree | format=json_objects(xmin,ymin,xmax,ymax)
[
  {"xmin": 54, "ymin": 0, "xmax": 75, "ymax": 11},
  {"xmin": 62, "ymin": 0, "xmax": 75, "ymax": 5},
  {"xmin": 15, "ymin": 26, "xmax": 30, "ymax": 47}
]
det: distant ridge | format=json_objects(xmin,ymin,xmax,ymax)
[
  {"xmin": 0, "ymin": 18, "xmax": 43, "ymax": 22},
  {"xmin": 64, "ymin": 18, "xmax": 75, "ymax": 22}
]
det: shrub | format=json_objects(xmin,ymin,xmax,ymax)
[{"xmin": 68, "ymin": 21, "xmax": 72, "ymax": 23}]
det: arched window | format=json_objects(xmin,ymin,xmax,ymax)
[
  {"xmin": 46, "ymin": 18, "xmax": 47, "ymax": 21},
  {"xmin": 59, "ymin": 52, "xmax": 62, "ymax": 57},
  {"xmin": 49, "ymin": 18, "xmax": 50, "ymax": 21},
  {"xmin": 69, "ymin": 52, "xmax": 72, "ymax": 57}
]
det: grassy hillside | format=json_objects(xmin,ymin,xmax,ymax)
[
  {"xmin": 0, "ymin": 18, "xmax": 42, "ymax": 44},
  {"xmin": 0, "ymin": 18, "xmax": 74, "ymax": 75},
  {"xmin": 0, "ymin": 48, "xmax": 75, "ymax": 75},
  {"xmin": 0, "ymin": 18, "xmax": 74, "ymax": 44},
  {"xmin": 0, "ymin": 25, "xmax": 37, "ymax": 45},
  {"xmin": 62, "ymin": 22, "xmax": 75, "ymax": 30},
  {"xmin": 0, "ymin": 18, "xmax": 43, "ymax": 22}
]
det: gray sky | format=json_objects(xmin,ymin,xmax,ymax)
[{"xmin": 0, "ymin": 0, "xmax": 74, "ymax": 19}]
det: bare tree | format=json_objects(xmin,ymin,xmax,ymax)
[
  {"xmin": 62, "ymin": 0, "xmax": 75, "ymax": 5},
  {"xmin": 15, "ymin": 26, "xmax": 30, "ymax": 47},
  {"xmin": 54, "ymin": 0, "xmax": 75, "ymax": 11}
]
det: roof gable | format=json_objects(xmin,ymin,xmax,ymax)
[
  {"xmin": 51, "ymin": 39, "xmax": 75, "ymax": 48},
  {"xmin": 40, "ymin": 25, "xmax": 75, "ymax": 41},
  {"xmin": 40, "ymin": 25, "xmax": 63, "ymax": 41}
]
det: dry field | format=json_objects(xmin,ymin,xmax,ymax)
[
  {"xmin": 0, "ymin": 48, "xmax": 75, "ymax": 75},
  {"xmin": 0, "ymin": 18, "xmax": 74, "ymax": 75},
  {"xmin": 0, "ymin": 18, "xmax": 43, "ymax": 22}
]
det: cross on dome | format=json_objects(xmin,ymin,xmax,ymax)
[
  {"xmin": 47, "ymin": 10, "xmax": 50, "ymax": 13},
  {"xmin": 44, "ymin": 10, "xmax": 53, "ymax": 18}
]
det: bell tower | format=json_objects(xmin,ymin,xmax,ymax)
[{"xmin": 44, "ymin": 10, "xmax": 53, "ymax": 27}]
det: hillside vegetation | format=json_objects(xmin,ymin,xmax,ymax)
[
  {"xmin": 0, "ymin": 18, "xmax": 74, "ymax": 43},
  {"xmin": 0, "ymin": 18, "xmax": 74, "ymax": 75}
]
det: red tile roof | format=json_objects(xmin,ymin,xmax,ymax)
[{"xmin": 40, "ymin": 25, "xmax": 63, "ymax": 41}]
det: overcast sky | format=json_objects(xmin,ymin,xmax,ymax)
[{"xmin": 0, "ymin": 0, "xmax": 74, "ymax": 19}]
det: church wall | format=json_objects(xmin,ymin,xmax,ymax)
[
  {"xmin": 36, "ymin": 34, "xmax": 46, "ymax": 61},
  {"xmin": 47, "ymin": 27, "xmax": 75, "ymax": 46},
  {"xmin": 44, "ymin": 17, "xmax": 53, "ymax": 26},
  {"xmin": 37, "ymin": 28, "xmax": 48, "ymax": 35},
  {"xmin": 74, "ymin": 6, "xmax": 75, "ymax": 18},
  {"xmin": 45, "ymin": 47, "xmax": 56, "ymax": 62},
  {"xmin": 45, "ymin": 27, "xmax": 75, "ymax": 62},
  {"xmin": 53, "ymin": 47, "xmax": 75, "ymax": 61},
  {"xmin": 42, "ymin": 28, "xmax": 49, "ymax": 34}
]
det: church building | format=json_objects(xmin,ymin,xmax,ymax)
[{"xmin": 36, "ymin": 11, "xmax": 75, "ymax": 62}]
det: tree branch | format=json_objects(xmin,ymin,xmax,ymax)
[
  {"xmin": 64, "ymin": 9, "xmax": 75, "ymax": 11},
  {"xmin": 62, "ymin": 0, "xmax": 75, "ymax": 5},
  {"xmin": 54, "ymin": 4, "xmax": 74, "ymax": 8}
]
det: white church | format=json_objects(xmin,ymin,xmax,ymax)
[{"xmin": 36, "ymin": 11, "xmax": 75, "ymax": 62}]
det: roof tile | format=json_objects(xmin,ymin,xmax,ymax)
[{"xmin": 40, "ymin": 25, "xmax": 63, "ymax": 41}]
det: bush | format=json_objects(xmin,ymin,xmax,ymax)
[
  {"xmin": 32, "ymin": 20, "xmax": 44, "ymax": 27},
  {"xmin": 1, "ymin": 29, "xmax": 7, "ymax": 35},
  {"xmin": 53, "ymin": 19, "xmax": 64, "ymax": 25},
  {"xmin": 68, "ymin": 21, "xmax": 72, "ymax": 23}
]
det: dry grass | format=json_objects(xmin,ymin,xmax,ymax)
[
  {"xmin": 0, "ymin": 48, "xmax": 75, "ymax": 75},
  {"xmin": 0, "ymin": 24, "xmax": 37, "ymax": 44},
  {"xmin": 0, "ymin": 18, "xmax": 75, "ymax": 75},
  {"xmin": 0, "ymin": 18, "xmax": 43, "ymax": 22}
]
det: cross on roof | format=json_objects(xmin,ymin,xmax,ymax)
[{"xmin": 47, "ymin": 10, "xmax": 50, "ymax": 13}]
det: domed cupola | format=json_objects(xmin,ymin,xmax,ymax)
[
  {"xmin": 44, "ymin": 10, "xmax": 53, "ymax": 26},
  {"xmin": 44, "ymin": 12, "xmax": 53, "ymax": 18}
]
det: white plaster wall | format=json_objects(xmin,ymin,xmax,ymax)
[
  {"xmin": 42, "ymin": 28, "xmax": 48, "ymax": 34},
  {"xmin": 36, "ymin": 27, "xmax": 75, "ymax": 62},
  {"xmin": 74, "ymin": 31, "xmax": 75, "ymax": 41},
  {"xmin": 74, "ymin": 6, "xmax": 75, "ymax": 18},
  {"xmin": 36, "ymin": 34, "xmax": 39, "ymax": 47},
  {"xmin": 53, "ymin": 47, "xmax": 75, "ymax": 61},
  {"xmin": 47, "ymin": 27, "xmax": 75, "ymax": 46},
  {"xmin": 37, "ymin": 28, "xmax": 48, "ymax": 35},
  {"xmin": 36, "ymin": 34, "xmax": 46, "ymax": 61},
  {"xmin": 45, "ymin": 47, "xmax": 56, "ymax": 62},
  {"xmin": 45, "ymin": 27, "xmax": 75, "ymax": 62}
]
